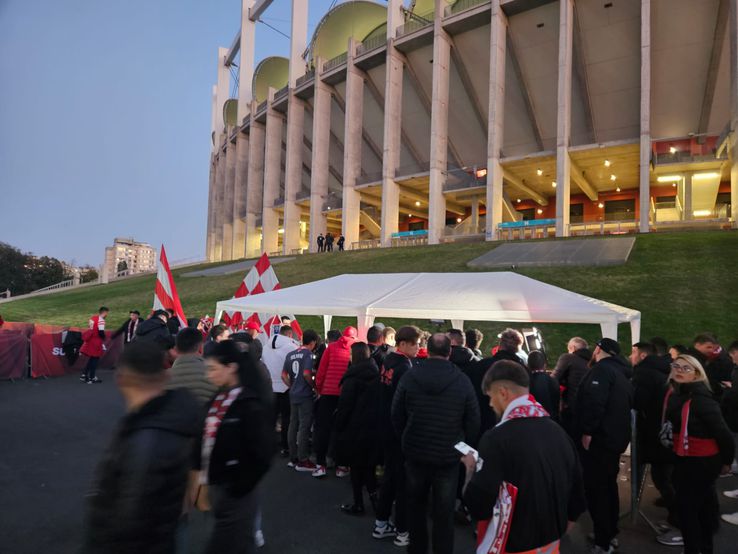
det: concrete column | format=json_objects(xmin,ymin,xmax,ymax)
[
  {"xmin": 283, "ymin": 95, "xmax": 305, "ymax": 254},
  {"xmin": 232, "ymin": 131, "xmax": 249, "ymax": 259},
  {"xmin": 310, "ymin": 60, "xmax": 330, "ymax": 253},
  {"xmin": 222, "ymin": 137, "xmax": 237, "ymax": 260},
  {"xmin": 381, "ymin": 0, "xmax": 405, "ymax": 246},
  {"xmin": 238, "ymin": 0, "xmax": 256, "ymax": 122},
  {"xmin": 206, "ymin": 156, "xmax": 216, "ymax": 260},
  {"xmin": 246, "ymin": 101, "xmax": 265, "ymax": 257},
  {"xmin": 427, "ymin": 0, "xmax": 452, "ymax": 245},
  {"xmin": 639, "ymin": 0, "xmax": 652, "ymax": 233},
  {"xmin": 215, "ymin": 47, "xmax": 230, "ymax": 137},
  {"xmin": 342, "ymin": 38, "xmax": 363, "ymax": 247},
  {"xmin": 684, "ymin": 173, "xmax": 693, "ymax": 220},
  {"xmin": 486, "ymin": 0, "xmax": 507, "ymax": 241},
  {"xmin": 730, "ymin": 0, "xmax": 738, "ymax": 227},
  {"xmin": 471, "ymin": 196, "xmax": 480, "ymax": 231},
  {"xmin": 555, "ymin": 0, "xmax": 574, "ymax": 237},
  {"xmin": 262, "ymin": 89, "xmax": 283, "ymax": 255},
  {"xmin": 214, "ymin": 149, "xmax": 226, "ymax": 261}
]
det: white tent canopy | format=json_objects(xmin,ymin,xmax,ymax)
[{"xmin": 215, "ymin": 272, "xmax": 641, "ymax": 342}]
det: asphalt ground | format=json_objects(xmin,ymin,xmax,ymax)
[{"xmin": 2, "ymin": 373, "xmax": 738, "ymax": 553}]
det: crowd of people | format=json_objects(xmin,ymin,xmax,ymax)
[
  {"xmin": 316, "ymin": 232, "xmax": 346, "ymax": 252},
  {"xmin": 78, "ymin": 306, "xmax": 738, "ymax": 554}
]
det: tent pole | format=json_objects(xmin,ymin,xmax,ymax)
[{"xmin": 323, "ymin": 315, "xmax": 332, "ymax": 338}]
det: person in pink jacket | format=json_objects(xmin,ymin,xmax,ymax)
[{"xmin": 313, "ymin": 326, "xmax": 357, "ymax": 477}]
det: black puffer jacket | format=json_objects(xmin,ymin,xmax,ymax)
[
  {"xmin": 370, "ymin": 343, "xmax": 394, "ymax": 370},
  {"xmin": 666, "ymin": 381, "xmax": 735, "ymax": 466},
  {"xmin": 553, "ymin": 348, "xmax": 592, "ymax": 415},
  {"xmin": 84, "ymin": 390, "xmax": 201, "ymax": 554},
  {"xmin": 194, "ymin": 387, "xmax": 273, "ymax": 496},
  {"xmin": 335, "ymin": 359, "xmax": 381, "ymax": 459},
  {"xmin": 392, "ymin": 358, "xmax": 480, "ymax": 466},
  {"xmin": 689, "ymin": 348, "xmax": 734, "ymax": 399},
  {"xmin": 464, "ymin": 349, "xmax": 521, "ymax": 440},
  {"xmin": 632, "ymin": 354, "xmax": 674, "ymax": 463},
  {"xmin": 378, "ymin": 351, "xmax": 414, "ymax": 442},
  {"xmin": 135, "ymin": 317, "xmax": 174, "ymax": 351},
  {"xmin": 574, "ymin": 355, "xmax": 634, "ymax": 454},
  {"xmin": 449, "ymin": 345, "xmax": 479, "ymax": 372}
]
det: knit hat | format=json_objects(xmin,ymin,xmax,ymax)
[
  {"xmin": 246, "ymin": 321, "xmax": 261, "ymax": 331},
  {"xmin": 596, "ymin": 338, "xmax": 620, "ymax": 357}
]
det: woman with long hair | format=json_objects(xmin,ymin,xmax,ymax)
[
  {"xmin": 197, "ymin": 340, "xmax": 273, "ymax": 553},
  {"xmin": 663, "ymin": 354, "xmax": 735, "ymax": 554}
]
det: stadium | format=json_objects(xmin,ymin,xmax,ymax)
[{"xmin": 205, "ymin": 0, "xmax": 737, "ymax": 260}]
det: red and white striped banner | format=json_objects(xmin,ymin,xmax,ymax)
[
  {"xmin": 153, "ymin": 245, "xmax": 187, "ymax": 327},
  {"xmin": 223, "ymin": 253, "xmax": 301, "ymax": 339}
]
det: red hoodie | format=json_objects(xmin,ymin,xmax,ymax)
[{"xmin": 316, "ymin": 327, "xmax": 356, "ymax": 396}]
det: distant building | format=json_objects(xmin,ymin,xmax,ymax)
[{"xmin": 103, "ymin": 238, "xmax": 156, "ymax": 281}]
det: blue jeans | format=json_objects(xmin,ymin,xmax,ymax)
[{"xmin": 405, "ymin": 461, "xmax": 458, "ymax": 554}]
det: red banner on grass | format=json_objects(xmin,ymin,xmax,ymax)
[
  {"xmin": 0, "ymin": 332, "xmax": 28, "ymax": 380},
  {"xmin": 30, "ymin": 332, "xmax": 123, "ymax": 378}
]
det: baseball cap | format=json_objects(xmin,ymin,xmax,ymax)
[{"xmin": 597, "ymin": 338, "xmax": 621, "ymax": 357}]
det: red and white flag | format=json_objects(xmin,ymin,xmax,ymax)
[
  {"xmin": 153, "ymin": 245, "xmax": 187, "ymax": 327},
  {"xmin": 222, "ymin": 253, "xmax": 301, "ymax": 339}
]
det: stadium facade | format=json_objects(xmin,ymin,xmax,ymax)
[{"xmin": 206, "ymin": 0, "xmax": 738, "ymax": 261}]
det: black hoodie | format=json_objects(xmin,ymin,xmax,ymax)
[
  {"xmin": 378, "ymin": 350, "xmax": 414, "ymax": 442},
  {"xmin": 449, "ymin": 345, "xmax": 479, "ymax": 372},
  {"xmin": 392, "ymin": 358, "xmax": 480, "ymax": 466},
  {"xmin": 335, "ymin": 359, "xmax": 381, "ymax": 458},
  {"xmin": 84, "ymin": 389, "xmax": 201, "ymax": 554},
  {"xmin": 135, "ymin": 317, "xmax": 174, "ymax": 351},
  {"xmin": 632, "ymin": 354, "xmax": 673, "ymax": 463}
]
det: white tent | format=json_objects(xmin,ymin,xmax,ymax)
[{"xmin": 215, "ymin": 272, "xmax": 641, "ymax": 343}]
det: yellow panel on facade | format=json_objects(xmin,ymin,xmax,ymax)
[{"xmin": 252, "ymin": 56, "xmax": 289, "ymax": 104}]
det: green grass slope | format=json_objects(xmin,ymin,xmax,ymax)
[{"xmin": 2, "ymin": 231, "xmax": 737, "ymax": 354}]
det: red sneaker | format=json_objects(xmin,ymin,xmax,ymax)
[{"xmin": 296, "ymin": 460, "xmax": 317, "ymax": 472}]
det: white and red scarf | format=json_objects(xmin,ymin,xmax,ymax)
[
  {"xmin": 478, "ymin": 394, "xmax": 550, "ymax": 554},
  {"xmin": 200, "ymin": 387, "xmax": 242, "ymax": 485}
]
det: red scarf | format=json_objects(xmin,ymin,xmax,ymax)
[
  {"xmin": 200, "ymin": 387, "xmax": 242, "ymax": 484},
  {"xmin": 498, "ymin": 394, "xmax": 549, "ymax": 425}
]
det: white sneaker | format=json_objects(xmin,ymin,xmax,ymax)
[
  {"xmin": 254, "ymin": 530, "xmax": 265, "ymax": 548},
  {"xmin": 723, "ymin": 488, "xmax": 738, "ymax": 499},
  {"xmin": 372, "ymin": 522, "xmax": 397, "ymax": 539},
  {"xmin": 312, "ymin": 464, "xmax": 326, "ymax": 478},
  {"xmin": 721, "ymin": 512, "xmax": 738, "ymax": 526},
  {"xmin": 655, "ymin": 529, "xmax": 684, "ymax": 546},
  {"xmin": 393, "ymin": 532, "xmax": 409, "ymax": 547}
]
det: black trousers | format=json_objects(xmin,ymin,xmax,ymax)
[
  {"xmin": 83, "ymin": 356, "xmax": 99, "ymax": 380},
  {"xmin": 349, "ymin": 445, "xmax": 378, "ymax": 507},
  {"xmin": 273, "ymin": 392, "xmax": 291, "ymax": 451},
  {"xmin": 405, "ymin": 461, "xmax": 458, "ymax": 554},
  {"xmin": 376, "ymin": 441, "xmax": 408, "ymax": 532},
  {"xmin": 314, "ymin": 395, "xmax": 339, "ymax": 466},
  {"xmin": 673, "ymin": 456, "xmax": 721, "ymax": 554},
  {"xmin": 207, "ymin": 484, "xmax": 258, "ymax": 554},
  {"xmin": 580, "ymin": 445, "xmax": 621, "ymax": 549},
  {"xmin": 650, "ymin": 462, "xmax": 677, "ymax": 526}
]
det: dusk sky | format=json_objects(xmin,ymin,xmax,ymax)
[{"xmin": 0, "ymin": 0, "xmax": 337, "ymax": 267}]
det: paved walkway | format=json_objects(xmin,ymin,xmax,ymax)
[
  {"xmin": 182, "ymin": 257, "xmax": 294, "ymax": 278},
  {"xmin": 2, "ymin": 373, "xmax": 738, "ymax": 553}
]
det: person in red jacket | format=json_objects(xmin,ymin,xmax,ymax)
[
  {"xmin": 80, "ymin": 306, "xmax": 109, "ymax": 384},
  {"xmin": 313, "ymin": 326, "xmax": 357, "ymax": 478}
]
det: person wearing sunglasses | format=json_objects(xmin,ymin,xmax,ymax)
[{"xmin": 663, "ymin": 355, "xmax": 735, "ymax": 554}]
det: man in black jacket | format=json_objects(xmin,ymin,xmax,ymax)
[
  {"xmin": 462, "ymin": 360, "xmax": 586, "ymax": 553},
  {"xmin": 374, "ymin": 325, "xmax": 421, "ymax": 546},
  {"xmin": 112, "ymin": 310, "xmax": 141, "ymax": 345},
  {"xmin": 135, "ymin": 310, "xmax": 175, "ymax": 351},
  {"xmin": 575, "ymin": 338, "xmax": 634, "ymax": 554},
  {"xmin": 84, "ymin": 341, "xmax": 201, "ymax": 554},
  {"xmin": 368, "ymin": 325, "xmax": 394, "ymax": 369},
  {"xmin": 447, "ymin": 328, "xmax": 479, "ymax": 373},
  {"xmin": 392, "ymin": 333, "xmax": 480, "ymax": 554},
  {"xmin": 553, "ymin": 336, "xmax": 592, "ymax": 436},
  {"xmin": 630, "ymin": 341, "xmax": 680, "ymax": 542},
  {"xmin": 690, "ymin": 332, "xmax": 734, "ymax": 399}
]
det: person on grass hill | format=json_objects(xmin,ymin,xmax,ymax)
[
  {"xmin": 262, "ymin": 325, "xmax": 299, "ymax": 457},
  {"xmin": 313, "ymin": 326, "xmax": 357, "ymax": 478},
  {"xmin": 168, "ymin": 327, "xmax": 217, "ymax": 409},
  {"xmin": 83, "ymin": 341, "xmax": 200, "ymax": 554},
  {"xmin": 664, "ymin": 354, "xmax": 735, "ymax": 554},
  {"xmin": 373, "ymin": 325, "xmax": 421, "ymax": 547},
  {"xmin": 281, "ymin": 329, "xmax": 320, "ymax": 472},
  {"xmin": 392, "ymin": 333, "xmax": 480, "ymax": 554},
  {"xmin": 335, "ymin": 342, "xmax": 381, "ymax": 515},
  {"xmin": 463, "ymin": 360, "xmax": 586, "ymax": 554},
  {"xmin": 80, "ymin": 306, "xmax": 108, "ymax": 384},
  {"xmin": 575, "ymin": 338, "xmax": 633, "ymax": 554}
]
